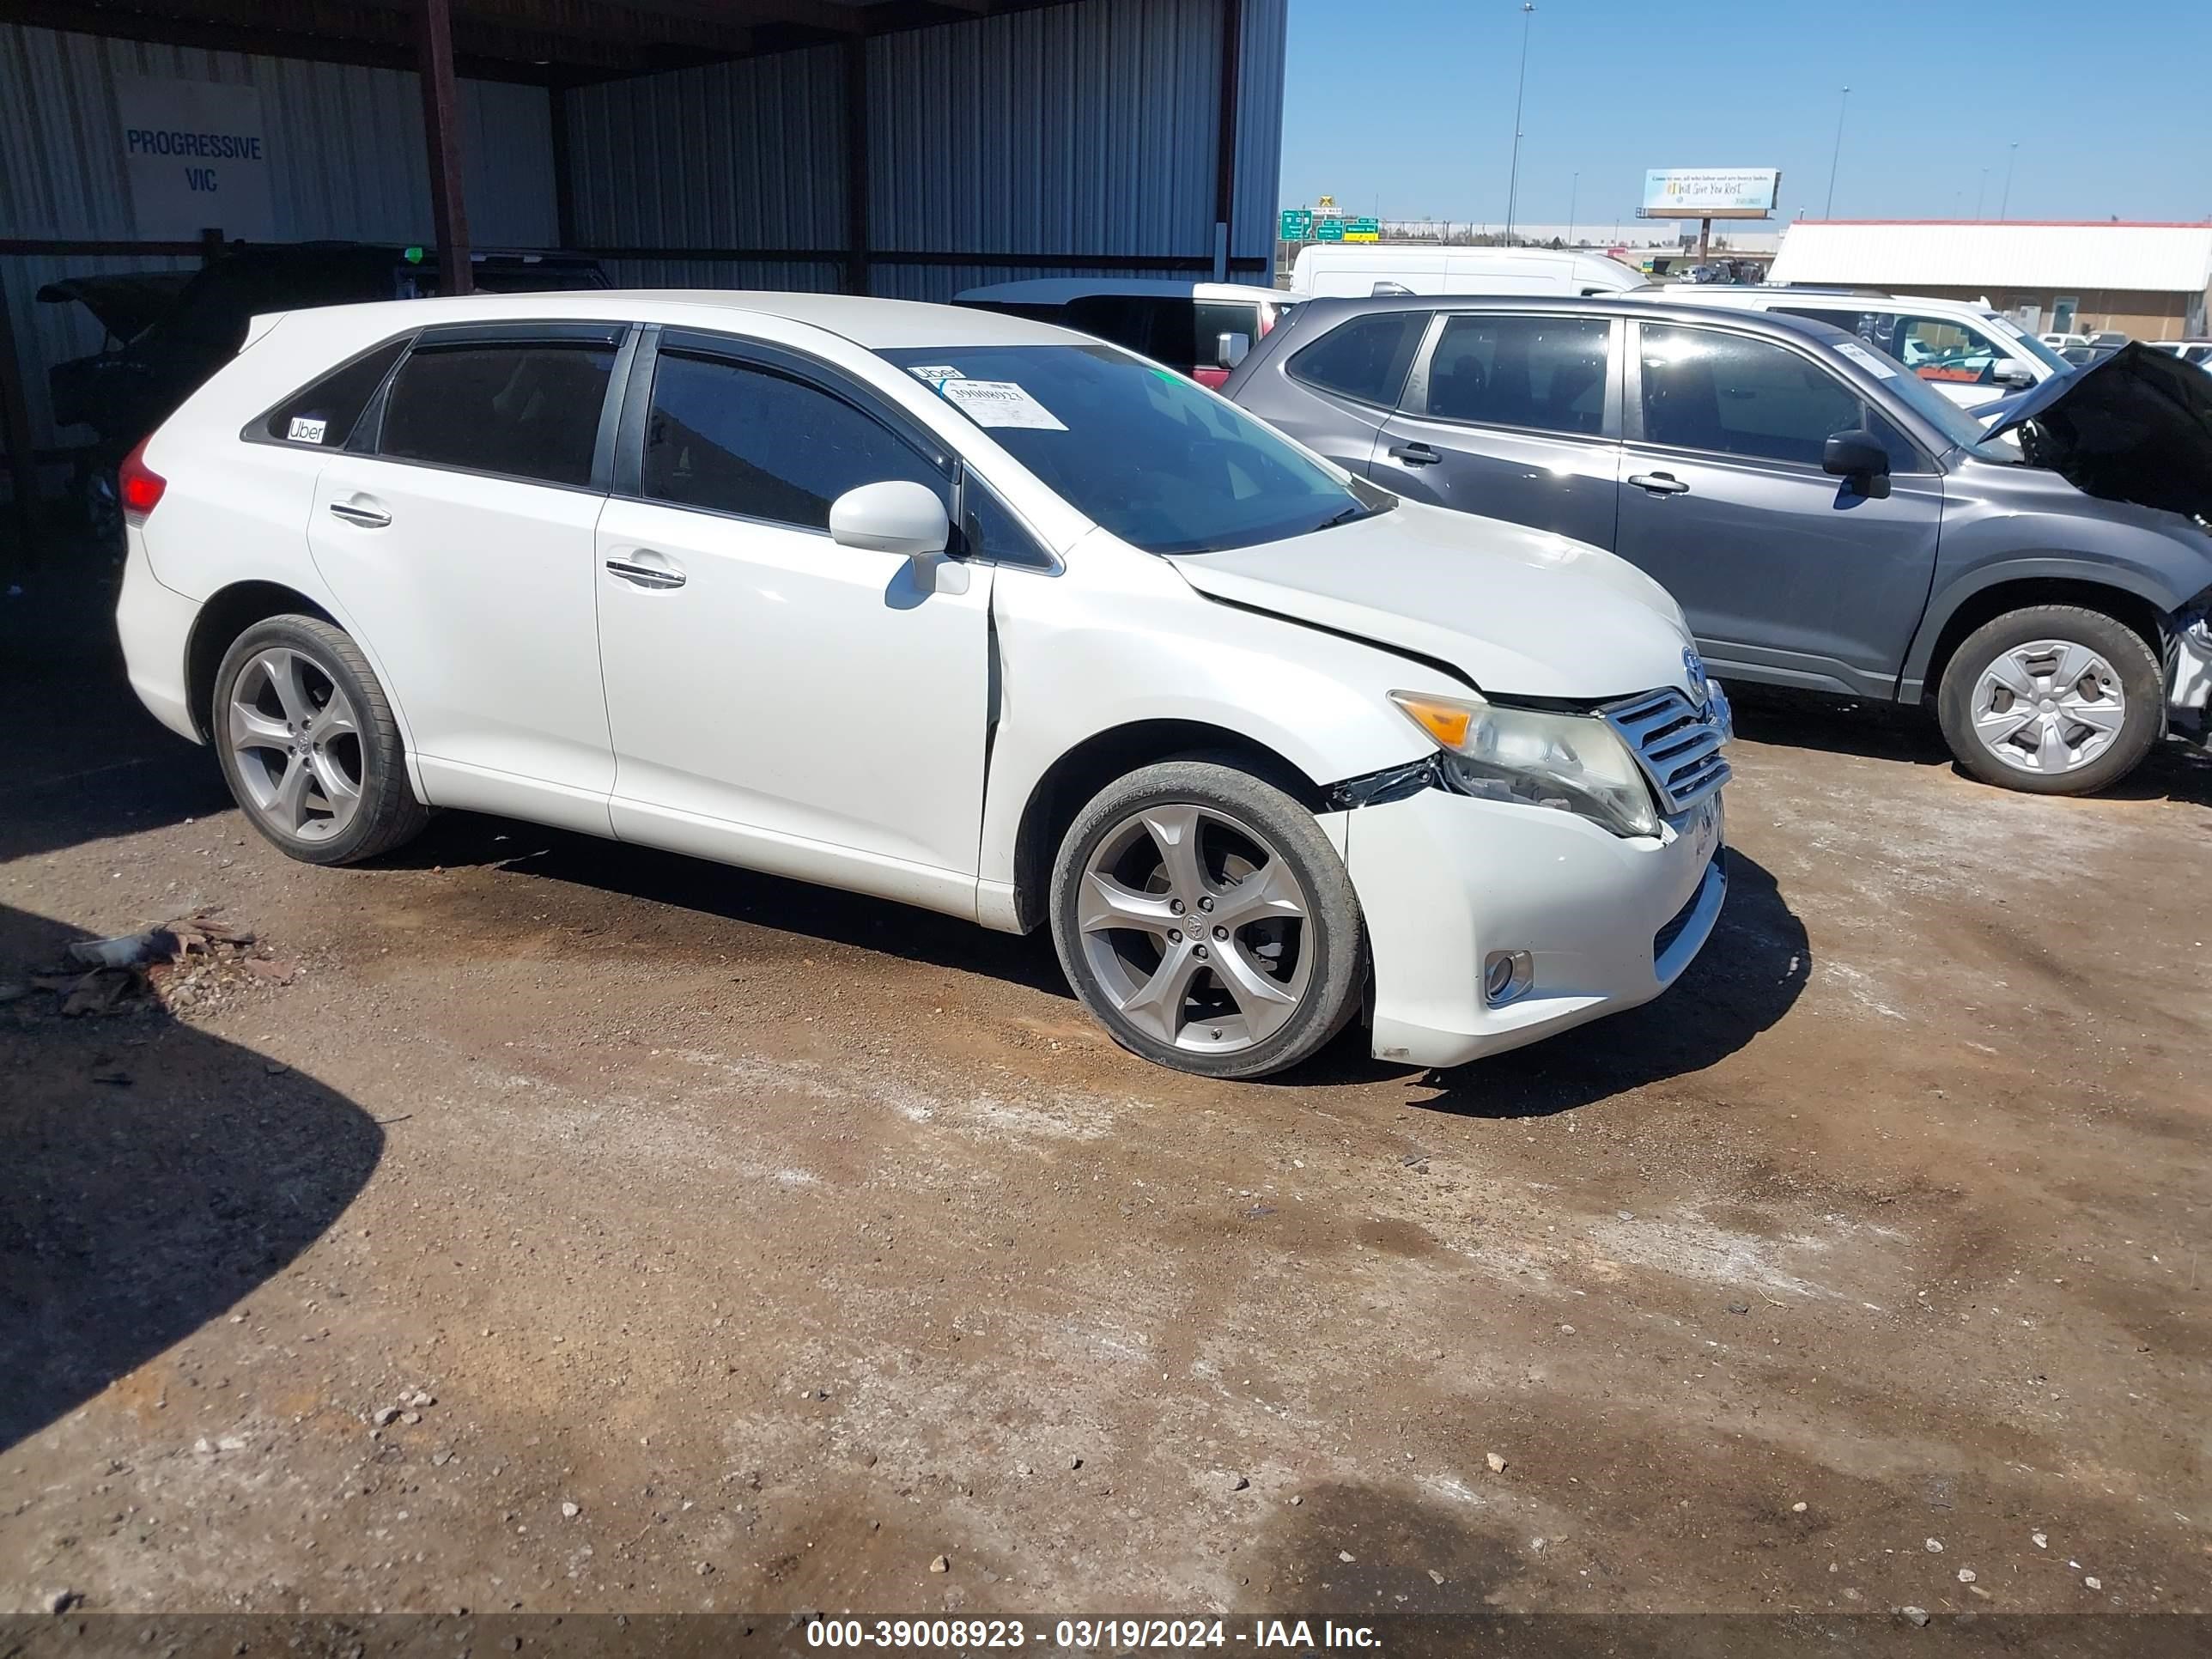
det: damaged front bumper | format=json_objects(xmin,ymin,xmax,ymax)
[{"xmin": 2170, "ymin": 605, "xmax": 2212, "ymax": 746}]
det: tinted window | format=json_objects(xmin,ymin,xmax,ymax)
[
  {"xmin": 380, "ymin": 341, "xmax": 615, "ymax": 486},
  {"xmin": 1287, "ymin": 311, "xmax": 1428, "ymax": 407},
  {"xmin": 881, "ymin": 343, "xmax": 1382, "ymax": 556},
  {"xmin": 1189, "ymin": 301, "xmax": 1261, "ymax": 369},
  {"xmin": 962, "ymin": 476, "xmax": 1050, "ymax": 566},
  {"xmin": 1423, "ymin": 314, "xmax": 1609, "ymax": 434},
  {"xmin": 643, "ymin": 352, "xmax": 945, "ymax": 529},
  {"xmin": 1638, "ymin": 325, "xmax": 1863, "ymax": 466},
  {"xmin": 263, "ymin": 338, "xmax": 407, "ymax": 447}
]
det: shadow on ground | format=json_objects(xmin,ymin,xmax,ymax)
[{"xmin": 0, "ymin": 904, "xmax": 381, "ymax": 1451}]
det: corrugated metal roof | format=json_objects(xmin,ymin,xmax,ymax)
[{"xmin": 1769, "ymin": 221, "xmax": 2212, "ymax": 294}]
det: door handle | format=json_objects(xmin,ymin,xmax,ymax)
[
  {"xmin": 1388, "ymin": 441, "xmax": 1443, "ymax": 466},
  {"xmin": 1628, "ymin": 472, "xmax": 1691, "ymax": 495},
  {"xmin": 327, "ymin": 501, "xmax": 392, "ymax": 528},
  {"xmin": 605, "ymin": 556, "xmax": 686, "ymax": 591}
]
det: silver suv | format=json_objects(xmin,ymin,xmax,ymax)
[{"xmin": 1223, "ymin": 295, "xmax": 2212, "ymax": 795}]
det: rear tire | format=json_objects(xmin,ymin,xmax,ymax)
[
  {"xmin": 1936, "ymin": 605, "xmax": 2161, "ymax": 795},
  {"xmin": 211, "ymin": 615, "xmax": 430, "ymax": 866},
  {"xmin": 1048, "ymin": 760, "xmax": 1364, "ymax": 1079}
]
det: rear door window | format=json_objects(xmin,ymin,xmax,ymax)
[
  {"xmin": 1285, "ymin": 311, "xmax": 1429, "ymax": 408},
  {"xmin": 378, "ymin": 338, "xmax": 617, "ymax": 488},
  {"xmin": 1420, "ymin": 314, "xmax": 1610, "ymax": 434}
]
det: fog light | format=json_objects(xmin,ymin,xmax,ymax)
[{"xmin": 1483, "ymin": 949, "xmax": 1534, "ymax": 1007}]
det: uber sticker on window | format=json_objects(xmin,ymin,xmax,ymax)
[
  {"xmin": 906, "ymin": 364, "xmax": 965, "ymax": 386},
  {"xmin": 288, "ymin": 416, "xmax": 330, "ymax": 443},
  {"xmin": 1832, "ymin": 341, "xmax": 1898, "ymax": 380},
  {"xmin": 939, "ymin": 379, "xmax": 1068, "ymax": 430}
]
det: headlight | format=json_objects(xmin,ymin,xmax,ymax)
[{"xmin": 1390, "ymin": 690, "xmax": 1661, "ymax": 838}]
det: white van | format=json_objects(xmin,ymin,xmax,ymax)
[
  {"xmin": 1288, "ymin": 244, "xmax": 1649, "ymax": 301},
  {"xmin": 953, "ymin": 279, "xmax": 1292, "ymax": 388},
  {"xmin": 1663, "ymin": 288, "xmax": 2073, "ymax": 409}
]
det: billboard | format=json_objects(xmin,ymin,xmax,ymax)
[{"xmin": 1638, "ymin": 167, "xmax": 1780, "ymax": 221}]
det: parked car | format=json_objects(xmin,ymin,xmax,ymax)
[
  {"xmin": 1286, "ymin": 244, "xmax": 1649, "ymax": 301},
  {"xmin": 1222, "ymin": 297, "xmax": 2212, "ymax": 795},
  {"xmin": 2147, "ymin": 339, "xmax": 2212, "ymax": 366},
  {"xmin": 41, "ymin": 241, "xmax": 609, "ymax": 533},
  {"xmin": 1667, "ymin": 287, "xmax": 2068, "ymax": 407},
  {"xmin": 2040, "ymin": 331, "xmax": 2089, "ymax": 352},
  {"xmin": 952, "ymin": 279, "xmax": 1291, "ymax": 388},
  {"xmin": 115, "ymin": 291, "xmax": 1731, "ymax": 1080}
]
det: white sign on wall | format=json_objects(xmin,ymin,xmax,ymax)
[{"xmin": 118, "ymin": 75, "xmax": 276, "ymax": 240}]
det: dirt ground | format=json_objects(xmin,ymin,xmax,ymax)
[{"xmin": 3, "ymin": 565, "xmax": 2209, "ymax": 1630}]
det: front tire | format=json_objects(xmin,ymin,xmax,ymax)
[
  {"xmin": 1048, "ymin": 760, "xmax": 1365, "ymax": 1079},
  {"xmin": 211, "ymin": 615, "xmax": 430, "ymax": 866},
  {"xmin": 1936, "ymin": 605, "xmax": 2161, "ymax": 795}
]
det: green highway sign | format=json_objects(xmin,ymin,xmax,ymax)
[
  {"xmin": 1314, "ymin": 216, "xmax": 1345, "ymax": 242},
  {"xmin": 1344, "ymin": 216, "xmax": 1381, "ymax": 243},
  {"xmin": 1278, "ymin": 208, "xmax": 1313, "ymax": 241}
]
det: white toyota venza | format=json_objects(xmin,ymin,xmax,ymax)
[{"xmin": 116, "ymin": 292, "xmax": 1732, "ymax": 1079}]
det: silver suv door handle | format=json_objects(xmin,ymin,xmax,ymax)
[
  {"xmin": 327, "ymin": 501, "xmax": 392, "ymax": 527},
  {"xmin": 605, "ymin": 557, "xmax": 686, "ymax": 591},
  {"xmin": 1628, "ymin": 472, "xmax": 1691, "ymax": 496}
]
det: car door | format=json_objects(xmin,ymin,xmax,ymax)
[
  {"xmin": 593, "ymin": 331, "xmax": 994, "ymax": 917},
  {"xmin": 1368, "ymin": 310, "xmax": 1623, "ymax": 550},
  {"xmin": 1237, "ymin": 307, "xmax": 1430, "ymax": 480},
  {"xmin": 307, "ymin": 320, "xmax": 626, "ymax": 833},
  {"xmin": 1614, "ymin": 320, "xmax": 1944, "ymax": 699}
]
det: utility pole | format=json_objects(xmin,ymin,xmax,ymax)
[
  {"xmin": 1999, "ymin": 142, "xmax": 2019, "ymax": 219},
  {"xmin": 1503, "ymin": 3, "xmax": 1536, "ymax": 245},
  {"xmin": 1823, "ymin": 85, "xmax": 1850, "ymax": 218}
]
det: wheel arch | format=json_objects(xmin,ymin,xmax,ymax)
[
  {"xmin": 185, "ymin": 581, "xmax": 337, "ymax": 743},
  {"xmin": 1005, "ymin": 720, "xmax": 1325, "ymax": 934},
  {"xmin": 1906, "ymin": 573, "xmax": 2169, "ymax": 706}
]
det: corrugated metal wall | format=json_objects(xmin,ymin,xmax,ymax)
[
  {"xmin": 564, "ymin": 0, "xmax": 1287, "ymax": 302},
  {"xmin": 1, "ymin": 21, "xmax": 556, "ymax": 451}
]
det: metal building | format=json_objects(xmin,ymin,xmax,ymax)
[{"xmin": 0, "ymin": 0, "xmax": 1286, "ymax": 549}]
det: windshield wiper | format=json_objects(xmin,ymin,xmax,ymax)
[{"xmin": 1316, "ymin": 504, "xmax": 1368, "ymax": 531}]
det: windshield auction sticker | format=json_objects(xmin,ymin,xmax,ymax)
[
  {"xmin": 1832, "ymin": 340, "xmax": 1898, "ymax": 379},
  {"xmin": 939, "ymin": 378, "xmax": 1068, "ymax": 430}
]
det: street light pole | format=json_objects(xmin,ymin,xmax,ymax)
[
  {"xmin": 1567, "ymin": 169, "xmax": 1579, "ymax": 247},
  {"xmin": 1999, "ymin": 142, "xmax": 2019, "ymax": 219},
  {"xmin": 1974, "ymin": 167, "xmax": 1988, "ymax": 220},
  {"xmin": 1823, "ymin": 85, "xmax": 1850, "ymax": 217},
  {"xmin": 1504, "ymin": 3, "xmax": 1536, "ymax": 246}
]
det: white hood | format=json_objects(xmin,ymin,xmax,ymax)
[{"xmin": 1172, "ymin": 499, "xmax": 1699, "ymax": 702}]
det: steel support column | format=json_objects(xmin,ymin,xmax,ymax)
[
  {"xmin": 1210, "ymin": 0, "xmax": 1243, "ymax": 283},
  {"xmin": 416, "ymin": 0, "xmax": 474, "ymax": 295}
]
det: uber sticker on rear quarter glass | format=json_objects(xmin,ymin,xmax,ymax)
[
  {"xmin": 939, "ymin": 379, "xmax": 1068, "ymax": 430},
  {"xmin": 288, "ymin": 416, "xmax": 329, "ymax": 443},
  {"xmin": 1833, "ymin": 341, "xmax": 1898, "ymax": 379}
]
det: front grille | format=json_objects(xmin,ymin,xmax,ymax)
[
  {"xmin": 1604, "ymin": 686, "xmax": 1731, "ymax": 815},
  {"xmin": 1654, "ymin": 852, "xmax": 1724, "ymax": 960}
]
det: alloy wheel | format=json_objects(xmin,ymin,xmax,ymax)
[
  {"xmin": 1968, "ymin": 639, "xmax": 2128, "ymax": 776},
  {"xmin": 226, "ymin": 647, "xmax": 366, "ymax": 842},
  {"xmin": 1075, "ymin": 802, "xmax": 1314, "ymax": 1054}
]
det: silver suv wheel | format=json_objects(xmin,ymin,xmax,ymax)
[
  {"xmin": 1968, "ymin": 638, "xmax": 2127, "ymax": 776},
  {"xmin": 227, "ymin": 646, "xmax": 366, "ymax": 842}
]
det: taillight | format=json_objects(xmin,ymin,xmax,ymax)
[{"xmin": 119, "ymin": 437, "xmax": 167, "ymax": 524}]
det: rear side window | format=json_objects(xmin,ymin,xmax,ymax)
[
  {"xmin": 1423, "ymin": 314, "xmax": 1610, "ymax": 434},
  {"xmin": 262, "ymin": 338, "xmax": 408, "ymax": 447},
  {"xmin": 379, "ymin": 340, "xmax": 616, "ymax": 487},
  {"xmin": 642, "ymin": 352, "xmax": 945, "ymax": 530},
  {"xmin": 1638, "ymin": 325, "xmax": 1865, "ymax": 466},
  {"xmin": 1286, "ymin": 311, "xmax": 1428, "ymax": 407}
]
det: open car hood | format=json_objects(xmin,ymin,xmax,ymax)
[
  {"xmin": 1984, "ymin": 342, "xmax": 2212, "ymax": 524},
  {"xmin": 1170, "ymin": 500, "xmax": 1699, "ymax": 702},
  {"xmin": 35, "ymin": 273, "xmax": 192, "ymax": 342}
]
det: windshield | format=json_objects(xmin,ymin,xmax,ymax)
[
  {"xmin": 1988, "ymin": 318, "xmax": 2074, "ymax": 375},
  {"xmin": 1829, "ymin": 337, "xmax": 2009, "ymax": 456},
  {"xmin": 880, "ymin": 343, "xmax": 1386, "ymax": 555}
]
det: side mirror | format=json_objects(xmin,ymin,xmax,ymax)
[
  {"xmin": 1217, "ymin": 330, "xmax": 1252, "ymax": 368},
  {"xmin": 828, "ymin": 480, "xmax": 950, "ymax": 561},
  {"xmin": 1991, "ymin": 361, "xmax": 2035, "ymax": 389},
  {"xmin": 1822, "ymin": 430, "xmax": 1892, "ymax": 495}
]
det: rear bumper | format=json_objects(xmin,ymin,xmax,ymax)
[
  {"xmin": 1343, "ymin": 785, "xmax": 1726, "ymax": 1070},
  {"xmin": 115, "ymin": 528, "xmax": 203, "ymax": 744}
]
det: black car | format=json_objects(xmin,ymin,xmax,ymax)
[
  {"xmin": 40, "ymin": 242, "xmax": 610, "ymax": 527},
  {"xmin": 1222, "ymin": 295, "xmax": 2212, "ymax": 795}
]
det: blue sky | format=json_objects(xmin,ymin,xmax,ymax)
[{"xmin": 1279, "ymin": 0, "xmax": 2212, "ymax": 228}]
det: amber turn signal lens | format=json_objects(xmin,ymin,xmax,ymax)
[{"xmin": 1389, "ymin": 693, "xmax": 1475, "ymax": 750}]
